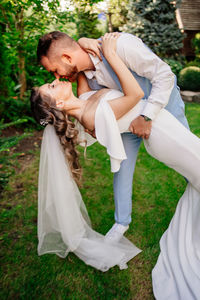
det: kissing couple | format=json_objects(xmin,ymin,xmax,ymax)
[{"xmin": 30, "ymin": 31, "xmax": 200, "ymax": 299}]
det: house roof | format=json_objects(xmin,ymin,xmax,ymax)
[{"xmin": 176, "ymin": 0, "xmax": 200, "ymax": 31}]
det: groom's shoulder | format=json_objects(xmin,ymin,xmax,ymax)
[
  {"xmin": 116, "ymin": 33, "xmax": 144, "ymax": 58},
  {"xmin": 118, "ymin": 32, "xmax": 142, "ymax": 44},
  {"xmin": 117, "ymin": 33, "xmax": 144, "ymax": 53}
]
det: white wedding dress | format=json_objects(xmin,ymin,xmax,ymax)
[{"xmin": 38, "ymin": 89, "xmax": 200, "ymax": 297}]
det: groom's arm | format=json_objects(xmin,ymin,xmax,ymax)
[
  {"xmin": 78, "ymin": 33, "xmax": 174, "ymax": 120},
  {"xmin": 77, "ymin": 34, "xmax": 174, "ymax": 139},
  {"xmin": 116, "ymin": 33, "xmax": 174, "ymax": 139},
  {"xmin": 116, "ymin": 33, "xmax": 174, "ymax": 121}
]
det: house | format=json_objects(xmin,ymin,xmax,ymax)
[{"xmin": 176, "ymin": 0, "xmax": 200, "ymax": 59}]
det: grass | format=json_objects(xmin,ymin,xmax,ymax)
[{"xmin": 0, "ymin": 103, "xmax": 200, "ymax": 300}]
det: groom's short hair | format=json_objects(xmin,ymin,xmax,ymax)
[{"xmin": 37, "ymin": 31, "xmax": 76, "ymax": 63}]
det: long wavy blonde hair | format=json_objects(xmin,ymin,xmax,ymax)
[{"xmin": 30, "ymin": 87, "xmax": 81, "ymax": 185}]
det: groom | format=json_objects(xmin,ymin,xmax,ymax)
[{"xmin": 37, "ymin": 31, "xmax": 189, "ymax": 242}]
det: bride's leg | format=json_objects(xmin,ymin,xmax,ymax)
[{"xmin": 144, "ymin": 109, "xmax": 200, "ymax": 192}]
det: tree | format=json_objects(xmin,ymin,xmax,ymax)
[
  {"xmin": 123, "ymin": 0, "xmax": 185, "ymax": 58},
  {"xmin": 105, "ymin": 0, "xmax": 129, "ymax": 32},
  {"xmin": 71, "ymin": 0, "xmax": 103, "ymax": 39},
  {"xmin": 0, "ymin": 0, "xmax": 65, "ymax": 99}
]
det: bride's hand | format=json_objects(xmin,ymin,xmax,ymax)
[
  {"xmin": 78, "ymin": 37, "xmax": 102, "ymax": 61},
  {"xmin": 101, "ymin": 32, "xmax": 120, "ymax": 60}
]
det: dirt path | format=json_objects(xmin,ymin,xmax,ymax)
[
  {"xmin": 1, "ymin": 128, "xmax": 43, "ymax": 195},
  {"xmin": 2, "ymin": 127, "xmax": 43, "ymax": 153},
  {"xmin": 15, "ymin": 130, "xmax": 43, "ymax": 172}
]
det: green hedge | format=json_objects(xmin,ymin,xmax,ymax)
[
  {"xmin": 163, "ymin": 58, "xmax": 184, "ymax": 78},
  {"xmin": 178, "ymin": 66, "xmax": 200, "ymax": 91},
  {"xmin": 185, "ymin": 59, "xmax": 200, "ymax": 68}
]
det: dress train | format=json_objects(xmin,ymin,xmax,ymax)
[{"xmin": 152, "ymin": 184, "xmax": 200, "ymax": 300}]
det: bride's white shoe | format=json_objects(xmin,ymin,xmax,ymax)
[{"xmin": 105, "ymin": 223, "xmax": 129, "ymax": 243}]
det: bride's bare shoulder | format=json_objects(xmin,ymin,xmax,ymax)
[{"xmin": 80, "ymin": 89, "xmax": 110, "ymax": 131}]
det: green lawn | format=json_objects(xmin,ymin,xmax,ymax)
[{"xmin": 1, "ymin": 103, "xmax": 200, "ymax": 300}]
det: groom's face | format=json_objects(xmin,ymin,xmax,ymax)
[{"xmin": 41, "ymin": 52, "xmax": 79, "ymax": 82}]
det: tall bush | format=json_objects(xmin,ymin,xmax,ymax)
[
  {"xmin": 123, "ymin": 0, "xmax": 184, "ymax": 58},
  {"xmin": 179, "ymin": 66, "xmax": 200, "ymax": 91},
  {"xmin": 72, "ymin": 0, "xmax": 103, "ymax": 39},
  {"xmin": 0, "ymin": 0, "xmax": 68, "ymax": 100}
]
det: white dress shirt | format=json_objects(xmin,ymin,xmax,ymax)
[{"xmin": 84, "ymin": 33, "xmax": 175, "ymax": 120}]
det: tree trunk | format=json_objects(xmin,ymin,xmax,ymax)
[
  {"xmin": 108, "ymin": 12, "xmax": 113, "ymax": 32},
  {"xmin": 16, "ymin": 8, "xmax": 26, "ymax": 99},
  {"xmin": 19, "ymin": 55, "xmax": 26, "ymax": 99}
]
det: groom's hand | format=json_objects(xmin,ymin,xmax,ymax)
[{"xmin": 129, "ymin": 116, "xmax": 152, "ymax": 139}]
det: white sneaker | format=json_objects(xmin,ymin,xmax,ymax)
[{"xmin": 104, "ymin": 223, "xmax": 129, "ymax": 243}]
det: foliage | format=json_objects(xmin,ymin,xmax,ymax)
[
  {"xmin": 71, "ymin": 0, "xmax": 103, "ymax": 39},
  {"xmin": 0, "ymin": 0, "xmax": 71, "ymax": 99},
  {"xmin": 0, "ymin": 119, "xmax": 30, "ymax": 192},
  {"xmin": 0, "ymin": 0, "xmax": 80, "ymax": 131},
  {"xmin": 192, "ymin": 33, "xmax": 200, "ymax": 59},
  {"xmin": 165, "ymin": 32, "xmax": 200, "ymax": 78},
  {"xmin": 163, "ymin": 58, "xmax": 184, "ymax": 77},
  {"xmin": 102, "ymin": 0, "xmax": 129, "ymax": 32},
  {"xmin": 185, "ymin": 59, "xmax": 200, "ymax": 68},
  {"xmin": 0, "ymin": 95, "xmax": 30, "ymax": 122},
  {"xmin": 0, "ymin": 25, "xmax": 16, "ymax": 98},
  {"xmin": 0, "ymin": 0, "xmax": 104, "ymax": 121},
  {"xmin": 123, "ymin": 0, "xmax": 185, "ymax": 58},
  {"xmin": 0, "ymin": 93, "xmax": 41, "ymax": 130},
  {"xmin": 178, "ymin": 66, "xmax": 200, "ymax": 91}
]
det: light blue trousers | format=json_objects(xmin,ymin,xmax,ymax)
[{"xmin": 113, "ymin": 133, "xmax": 142, "ymax": 226}]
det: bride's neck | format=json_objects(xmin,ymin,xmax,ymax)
[{"xmin": 64, "ymin": 95, "xmax": 86, "ymax": 122}]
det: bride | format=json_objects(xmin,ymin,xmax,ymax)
[{"xmin": 30, "ymin": 35, "xmax": 200, "ymax": 298}]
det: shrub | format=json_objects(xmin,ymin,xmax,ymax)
[
  {"xmin": 123, "ymin": 0, "xmax": 185, "ymax": 58},
  {"xmin": 185, "ymin": 59, "xmax": 200, "ymax": 68},
  {"xmin": 178, "ymin": 66, "xmax": 200, "ymax": 91},
  {"xmin": 163, "ymin": 58, "xmax": 184, "ymax": 77},
  {"xmin": 192, "ymin": 33, "xmax": 200, "ymax": 59},
  {"xmin": 0, "ymin": 82, "xmax": 77, "ymax": 128},
  {"xmin": 0, "ymin": 119, "xmax": 30, "ymax": 193},
  {"xmin": 0, "ymin": 94, "xmax": 41, "ymax": 130},
  {"xmin": 0, "ymin": 96, "xmax": 30, "ymax": 122}
]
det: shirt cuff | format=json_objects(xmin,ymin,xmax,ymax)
[{"xmin": 141, "ymin": 102, "xmax": 162, "ymax": 120}]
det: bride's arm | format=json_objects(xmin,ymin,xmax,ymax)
[
  {"xmin": 77, "ymin": 72, "xmax": 91, "ymax": 97},
  {"xmin": 78, "ymin": 37, "xmax": 102, "ymax": 61},
  {"xmin": 101, "ymin": 33, "xmax": 144, "ymax": 120}
]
